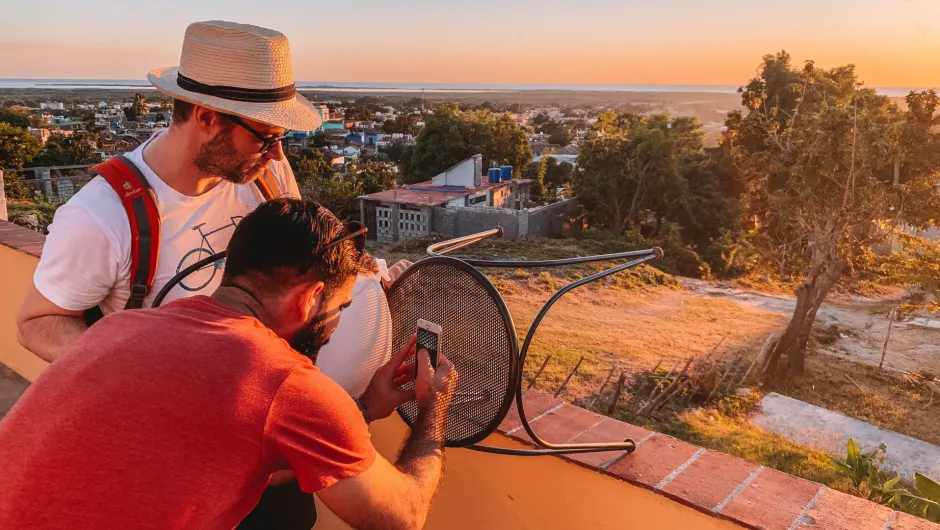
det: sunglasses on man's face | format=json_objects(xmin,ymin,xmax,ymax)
[{"xmin": 226, "ymin": 114, "xmax": 292, "ymax": 153}]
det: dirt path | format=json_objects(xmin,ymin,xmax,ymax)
[
  {"xmin": 498, "ymin": 275, "xmax": 939, "ymax": 404},
  {"xmin": 683, "ymin": 279, "xmax": 940, "ymax": 376},
  {"xmin": 500, "ymin": 282, "xmax": 785, "ymax": 402}
]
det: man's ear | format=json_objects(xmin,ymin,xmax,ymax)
[
  {"xmin": 193, "ymin": 106, "xmax": 221, "ymax": 135},
  {"xmin": 298, "ymin": 281, "xmax": 326, "ymax": 322}
]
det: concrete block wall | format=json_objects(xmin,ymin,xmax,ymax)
[
  {"xmin": 429, "ymin": 199, "xmax": 580, "ymax": 241},
  {"xmin": 525, "ymin": 198, "xmax": 579, "ymax": 239}
]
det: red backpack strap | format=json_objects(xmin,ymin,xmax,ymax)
[
  {"xmin": 91, "ymin": 155, "xmax": 161, "ymax": 310},
  {"xmin": 253, "ymin": 166, "xmax": 282, "ymax": 202}
]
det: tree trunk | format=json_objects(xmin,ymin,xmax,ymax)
[
  {"xmin": 653, "ymin": 212, "xmax": 664, "ymax": 237},
  {"xmin": 759, "ymin": 257, "xmax": 845, "ymax": 385}
]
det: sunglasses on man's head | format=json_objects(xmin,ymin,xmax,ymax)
[
  {"xmin": 316, "ymin": 221, "xmax": 367, "ymax": 257},
  {"xmin": 225, "ymin": 114, "xmax": 292, "ymax": 153}
]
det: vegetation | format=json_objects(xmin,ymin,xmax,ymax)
[
  {"xmin": 289, "ymin": 148, "xmax": 397, "ymax": 221},
  {"xmin": 344, "ymin": 105, "xmax": 374, "ymax": 121},
  {"xmin": 381, "ymin": 114, "xmax": 420, "ymax": 136},
  {"xmin": 29, "ymin": 132, "xmax": 101, "ymax": 167},
  {"xmin": 830, "ymin": 438, "xmax": 940, "ymax": 522},
  {"xmin": 575, "ymin": 112, "xmax": 735, "ymax": 251},
  {"xmin": 523, "ymin": 156, "xmax": 574, "ymax": 199},
  {"xmin": 724, "ymin": 52, "xmax": 940, "ymax": 382},
  {"xmin": 404, "ymin": 103, "xmax": 531, "ymax": 184}
]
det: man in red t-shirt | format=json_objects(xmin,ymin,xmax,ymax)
[{"xmin": 0, "ymin": 198, "xmax": 457, "ymax": 530}]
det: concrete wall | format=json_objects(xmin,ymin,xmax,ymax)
[
  {"xmin": 431, "ymin": 198, "xmax": 579, "ymax": 241},
  {"xmin": 431, "ymin": 206, "xmax": 523, "ymax": 240},
  {"xmin": 315, "ymin": 415, "xmax": 742, "ymax": 530},
  {"xmin": 525, "ymin": 198, "xmax": 579, "ymax": 239}
]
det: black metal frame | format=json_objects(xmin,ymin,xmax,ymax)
[
  {"xmin": 427, "ymin": 227, "xmax": 663, "ymax": 457},
  {"xmin": 387, "ymin": 256, "xmax": 520, "ymax": 448},
  {"xmin": 152, "ymin": 251, "xmax": 226, "ymax": 308},
  {"xmin": 150, "ymin": 227, "xmax": 664, "ymax": 458}
]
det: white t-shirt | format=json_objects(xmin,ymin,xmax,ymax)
[
  {"xmin": 35, "ymin": 131, "xmax": 300, "ymax": 314},
  {"xmin": 316, "ymin": 261, "xmax": 393, "ymax": 398},
  {"xmin": 35, "ymin": 131, "xmax": 394, "ymax": 397}
]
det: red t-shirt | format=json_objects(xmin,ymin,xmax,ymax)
[{"xmin": 0, "ymin": 296, "xmax": 376, "ymax": 530}]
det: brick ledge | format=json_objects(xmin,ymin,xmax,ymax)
[
  {"xmin": 497, "ymin": 390, "xmax": 938, "ymax": 530},
  {"xmin": 0, "ymin": 220, "xmax": 45, "ymax": 258}
]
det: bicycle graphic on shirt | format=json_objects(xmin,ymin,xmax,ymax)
[{"xmin": 176, "ymin": 216, "xmax": 244, "ymax": 292}]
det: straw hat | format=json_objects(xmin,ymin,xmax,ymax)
[{"xmin": 148, "ymin": 20, "xmax": 322, "ymax": 131}]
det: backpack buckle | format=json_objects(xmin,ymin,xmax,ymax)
[{"xmin": 130, "ymin": 283, "xmax": 149, "ymax": 299}]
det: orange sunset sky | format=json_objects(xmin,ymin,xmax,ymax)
[{"xmin": 1, "ymin": 0, "xmax": 939, "ymax": 88}]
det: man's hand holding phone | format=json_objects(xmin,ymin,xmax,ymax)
[
  {"xmin": 413, "ymin": 347, "xmax": 457, "ymax": 413},
  {"xmin": 358, "ymin": 333, "xmax": 457, "ymax": 424}
]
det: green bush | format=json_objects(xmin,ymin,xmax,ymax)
[{"xmin": 830, "ymin": 438, "xmax": 940, "ymax": 522}]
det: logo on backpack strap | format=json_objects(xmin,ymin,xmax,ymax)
[{"xmin": 121, "ymin": 180, "xmax": 144, "ymax": 200}]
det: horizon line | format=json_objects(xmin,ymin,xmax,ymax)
[{"xmin": 0, "ymin": 78, "xmax": 935, "ymax": 91}]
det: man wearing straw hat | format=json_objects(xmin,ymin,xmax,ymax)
[{"xmin": 14, "ymin": 20, "xmax": 406, "ymax": 529}]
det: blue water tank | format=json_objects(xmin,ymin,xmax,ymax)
[
  {"xmin": 500, "ymin": 165, "xmax": 513, "ymax": 181},
  {"xmin": 488, "ymin": 168, "xmax": 501, "ymax": 183}
]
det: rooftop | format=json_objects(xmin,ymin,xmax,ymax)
[
  {"xmin": 0, "ymin": 220, "xmax": 934, "ymax": 530},
  {"xmin": 360, "ymin": 178, "xmax": 530, "ymax": 207}
]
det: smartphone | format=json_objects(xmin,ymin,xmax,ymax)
[{"xmin": 415, "ymin": 319, "xmax": 442, "ymax": 376}]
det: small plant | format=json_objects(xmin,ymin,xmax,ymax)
[
  {"xmin": 829, "ymin": 438, "xmax": 940, "ymax": 522},
  {"xmin": 827, "ymin": 438, "xmax": 886, "ymax": 489},
  {"xmin": 512, "ymin": 268, "xmax": 531, "ymax": 280},
  {"xmin": 536, "ymin": 271, "xmax": 558, "ymax": 290}
]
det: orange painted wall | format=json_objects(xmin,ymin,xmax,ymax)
[
  {"xmin": 0, "ymin": 245, "xmax": 48, "ymax": 381},
  {"xmin": 316, "ymin": 416, "xmax": 744, "ymax": 530}
]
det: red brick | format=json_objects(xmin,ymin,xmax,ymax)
[
  {"xmin": 720, "ymin": 467, "xmax": 821, "ymax": 530},
  {"xmin": 563, "ymin": 418, "xmax": 651, "ymax": 469},
  {"xmin": 891, "ymin": 511, "xmax": 940, "ymax": 530},
  {"xmin": 607, "ymin": 433, "xmax": 700, "ymax": 489},
  {"xmin": 794, "ymin": 488, "xmax": 891, "ymax": 529},
  {"xmin": 0, "ymin": 220, "xmax": 46, "ymax": 257},
  {"xmin": 497, "ymin": 391, "xmax": 561, "ymax": 435},
  {"xmin": 509, "ymin": 403, "xmax": 604, "ymax": 446},
  {"xmin": 660, "ymin": 450, "xmax": 759, "ymax": 511}
]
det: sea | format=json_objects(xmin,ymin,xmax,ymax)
[{"xmin": 0, "ymin": 79, "xmax": 928, "ymax": 97}]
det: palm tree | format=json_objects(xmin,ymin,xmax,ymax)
[{"xmin": 133, "ymin": 93, "xmax": 148, "ymax": 118}]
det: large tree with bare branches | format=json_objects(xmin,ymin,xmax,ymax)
[{"xmin": 723, "ymin": 51, "xmax": 940, "ymax": 383}]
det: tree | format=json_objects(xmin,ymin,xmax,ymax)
[
  {"xmin": 530, "ymin": 113, "xmax": 550, "ymax": 128},
  {"xmin": 381, "ymin": 114, "xmax": 420, "ymax": 136},
  {"xmin": 133, "ymin": 93, "xmax": 148, "ymax": 118},
  {"xmin": 308, "ymin": 131, "xmax": 328, "ymax": 148},
  {"xmin": 0, "ymin": 123, "xmax": 41, "ymax": 170},
  {"xmin": 0, "ymin": 123, "xmax": 42, "ymax": 199},
  {"xmin": 352, "ymin": 161, "xmax": 397, "ymax": 194},
  {"xmin": 30, "ymin": 132, "xmax": 102, "ymax": 167},
  {"xmin": 289, "ymin": 149, "xmax": 334, "ymax": 188},
  {"xmin": 380, "ymin": 139, "xmax": 409, "ymax": 164},
  {"xmin": 541, "ymin": 121, "xmax": 572, "ymax": 146},
  {"xmin": 0, "ymin": 106, "xmax": 31, "ymax": 128},
  {"xmin": 123, "ymin": 107, "xmax": 138, "ymax": 122},
  {"xmin": 575, "ymin": 112, "xmax": 704, "ymax": 234},
  {"xmin": 723, "ymin": 51, "xmax": 940, "ymax": 382},
  {"xmin": 344, "ymin": 105, "xmax": 374, "ymax": 121},
  {"xmin": 406, "ymin": 104, "xmax": 531, "ymax": 183}
]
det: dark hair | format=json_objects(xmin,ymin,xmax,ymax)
[
  {"xmin": 171, "ymin": 98, "xmax": 195, "ymax": 125},
  {"xmin": 222, "ymin": 198, "xmax": 376, "ymax": 294}
]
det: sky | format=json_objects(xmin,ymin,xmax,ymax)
[{"xmin": 1, "ymin": 0, "xmax": 939, "ymax": 88}]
